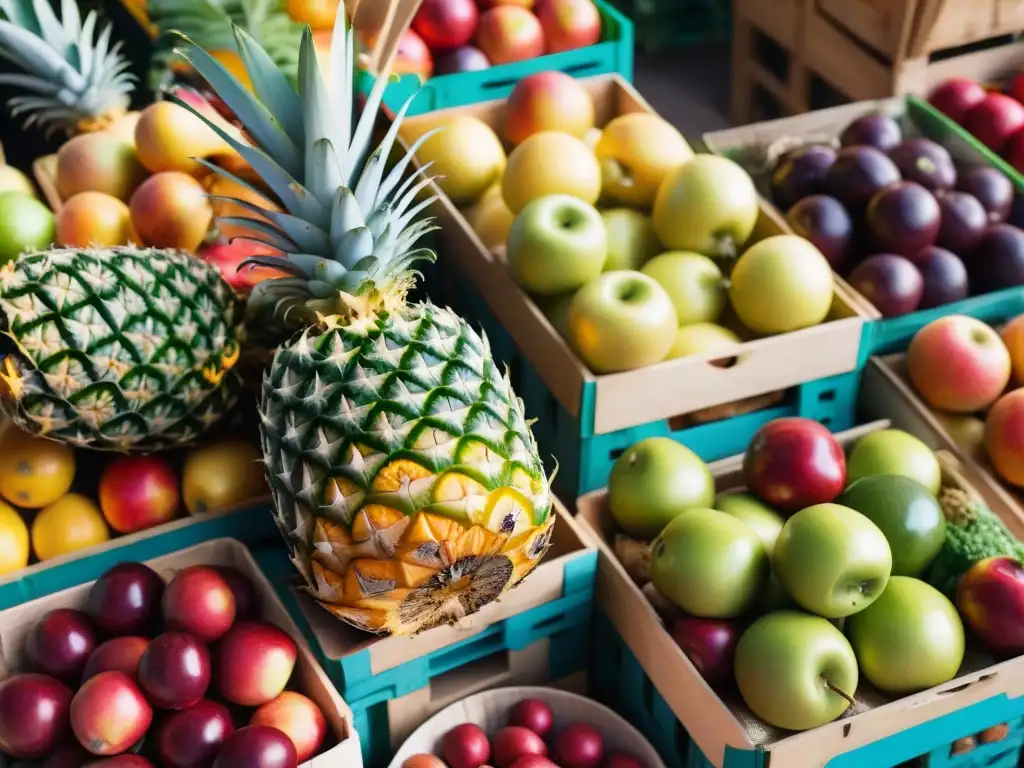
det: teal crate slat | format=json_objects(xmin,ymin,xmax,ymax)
[
  {"xmin": 593, "ymin": 610, "xmax": 1024, "ymax": 768},
  {"xmin": 253, "ymin": 543, "xmax": 597, "ymax": 703},
  {"xmin": 0, "ymin": 503, "xmax": 278, "ymax": 610},
  {"xmin": 356, "ymin": 0, "xmax": 633, "ymax": 117}
]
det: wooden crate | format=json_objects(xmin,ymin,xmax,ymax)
[
  {"xmin": 576, "ymin": 392, "xmax": 1024, "ymax": 766},
  {"xmin": 732, "ymin": 0, "xmax": 1024, "ymax": 124}
]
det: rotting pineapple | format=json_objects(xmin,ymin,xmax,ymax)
[
  {"xmin": 0, "ymin": 0, "xmax": 137, "ymax": 137},
  {"xmin": 0, "ymin": 247, "xmax": 244, "ymax": 451},
  {"xmin": 171, "ymin": 13, "xmax": 555, "ymax": 635}
]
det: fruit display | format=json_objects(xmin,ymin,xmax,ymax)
[
  {"xmin": 929, "ymin": 75, "xmax": 1024, "ymax": 176},
  {"xmin": 765, "ymin": 110, "xmax": 1024, "ymax": 319},
  {"xmin": 0, "ymin": 158, "xmax": 53, "ymax": 263},
  {"xmin": 605, "ymin": 418, "xmax": 1024, "ymax": 732},
  {"xmin": 168, "ymin": 11, "xmax": 555, "ymax": 637},
  {"xmin": 0, "ymin": 419, "xmax": 268, "ymax": 578},
  {"xmin": 372, "ymin": 0, "xmax": 605, "ymax": 82},
  {"xmin": 0, "ymin": 555, "xmax": 338, "ymax": 766},
  {"xmin": 405, "ymin": 71, "xmax": 840, "ymax": 375},
  {"xmin": 904, "ymin": 313, "xmax": 1024, "ymax": 491}
]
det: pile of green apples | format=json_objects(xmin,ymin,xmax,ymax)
[{"xmin": 608, "ymin": 418, "xmax": 981, "ymax": 733}]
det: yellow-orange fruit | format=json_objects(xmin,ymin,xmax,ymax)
[
  {"xmin": 287, "ymin": 0, "xmax": 337, "ymax": 29},
  {"xmin": 56, "ymin": 132, "xmax": 149, "ymax": 202},
  {"xmin": 56, "ymin": 192, "xmax": 138, "ymax": 248},
  {"xmin": 205, "ymin": 175, "xmax": 281, "ymax": 241},
  {"xmin": 134, "ymin": 100, "xmax": 235, "ymax": 177},
  {"xmin": 130, "ymin": 172, "xmax": 213, "ymax": 251},
  {"xmin": 104, "ymin": 111, "xmax": 142, "ymax": 144}
]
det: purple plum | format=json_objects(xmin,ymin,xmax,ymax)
[
  {"xmin": 957, "ymin": 166, "xmax": 1014, "ymax": 222},
  {"xmin": 785, "ymin": 195, "xmax": 854, "ymax": 270},
  {"xmin": 887, "ymin": 138, "xmax": 957, "ymax": 191},
  {"xmin": 840, "ymin": 114, "xmax": 903, "ymax": 151},
  {"xmin": 770, "ymin": 145, "xmax": 837, "ymax": 211},
  {"xmin": 826, "ymin": 146, "xmax": 901, "ymax": 210},
  {"xmin": 848, "ymin": 254, "xmax": 924, "ymax": 317},
  {"xmin": 909, "ymin": 246, "xmax": 969, "ymax": 309},
  {"xmin": 936, "ymin": 190, "xmax": 988, "ymax": 255},
  {"xmin": 970, "ymin": 224, "xmax": 1024, "ymax": 293},
  {"xmin": 866, "ymin": 182, "xmax": 941, "ymax": 256}
]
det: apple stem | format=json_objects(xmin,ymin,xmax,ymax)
[{"xmin": 825, "ymin": 680, "xmax": 856, "ymax": 711}]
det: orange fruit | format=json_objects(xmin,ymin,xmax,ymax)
[
  {"xmin": 0, "ymin": 424, "xmax": 76, "ymax": 509},
  {"xmin": 0, "ymin": 501, "xmax": 29, "ymax": 575},
  {"xmin": 31, "ymin": 493, "xmax": 110, "ymax": 561},
  {"xmin": 286, "ymin": 0, "xmax": 338, "ymax": 30},
  {"xmin": 182, "ymin": 440, "xmax": 267, "ymax": 515},
  {"xmin": 56, "ymin": 191, "xmax": 138, "ymax": 248},
  {"xmin": 1001, "ymin": 314, "xmax": 1024, "ymax": 385}
]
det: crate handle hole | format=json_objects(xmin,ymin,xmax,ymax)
[
  {"xmin": 818, "ymin": 389, "xmax": 837, "ymax": 402},
  {"xmin": 428, "ymin": 648, "xmax": 512, "ymax": 704}
]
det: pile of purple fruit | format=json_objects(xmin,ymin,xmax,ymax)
[{"xmin": 772, "ymin": 112, "xmax": 1024, "ymax": 317}]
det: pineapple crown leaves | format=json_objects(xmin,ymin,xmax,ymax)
[
  {"xmin": 148, "ymin": 0, "xmax": 303, "ymax": 90},
  {"xmin": 166, "ymin": 11, "xmax": 444, "ymax": 330},
  {"xmin": 0, "ymin": 0, "xmax": 134, "ymax": 134}
]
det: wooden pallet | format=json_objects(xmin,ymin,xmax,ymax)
[{"xmin": 731, "ymin": 0, "xmax": 1024, "ymax": 124}]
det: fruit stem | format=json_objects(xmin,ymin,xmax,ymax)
[{"xmin": 824, "ymin": 679, "xmax": 856, "ymax": 711}]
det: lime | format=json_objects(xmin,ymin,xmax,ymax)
[{"xmin": 0, "ymin": 191, "xmax": 55, "ymax": 264}]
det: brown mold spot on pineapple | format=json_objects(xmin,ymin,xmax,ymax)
[{"xmin": 398, "ymin": 554, "xmax": 514, "ymax": 634}]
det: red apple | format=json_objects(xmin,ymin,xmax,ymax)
[
  {"xmin": 605, "ymin": 754, "xmax": 646, "ymax": 768},
  {"xmin": 214, "ymin": 565, "xmax": 261, "ymax": 620},
  {"xmin": 157, "ymin": 699, "xmax": 235, "ymax": 768},
  {"xmin": 138, "ymin": 632, "xmax": 212, "ymax": 709},
  {"xmin": 957, "ymin": 556, "xmax": 1024, "ymax": 654},
  {"xmin": 476, "ymin": 6, "xmax": 544, "ymax": 65},
  {"xmin": 87, "ymin": 562, "xmax": 165, "ymax": 635},
  {"xmin": 368, "ymin": 29, "xmax": 435, "ymax": 80},
  {"xmin": 41, "ymin": 741, "xmax": 92, "ymax": 768},
  {"xmin": 503, "ymin": 70, "xmax": 595, "ymax": 145},
  {"xmin": 907, "ymin": 315, "xmax": 1011, "ymax": 413},
  {"xmin": 413, "ymin": 0, "xmax": 479, "ymax": 52},
  {"xmin": 71, "ymin": 671, "xmax": 153, "ymax": 756},
  {"xmin": 493, "ymin": 727, "xmax": 547, "ymax": 768},
  {"xmin": 199, "ymin": 241, "xmax": 282, "ymax": 294},
  {"xmin": 510, "ymin": 759, "xmax": 558, "ymax": 768},
  {"xmin": 1007, "ymin": 73, "xmax": 1024, "ymax": 106},
  {"xmin": 535, "ymin": 0, "xmax": 601, "ymax": 53},
  {"xmin": 444, "ymin": 723, "xmax": 491, "ymax": 768},
  {"xmin": 82, "ymin": 637, "xmax": 149, "ymax": 683},
  {"xmin": 509, "ymin": 698, "xmax": 554, "ymax": 736},
  {"xmin": 162, "ymin": 565, "xmax": 236, "ymax": 642},
  {"xmin": 99, "ymin": 455, "xmax": 180, "ymax": 534},
  {"xmin": 554, "ymin": 723, "xmax": 604, "ymax": 768},
  {"xmin": 214, "ymin": 621, "xmax": 297, "ymax": 707},
  {"xmin": 1005, "ymin": 129, "xmax": 1024, "ymax": 175},
  {"xmin": 26, "ymin": 608, "xmax": 98, "ymax": 684},
  {"xmin": 669, "ymin": 615, "xmax": 738, "ymax": 686},
  {"xmin": 985, "ymin": 389, "xmax": 1024, "ymax": 488},
  {"xmin": 250, "ymin": 692, "xmax": 326, "ymax": 763},
  {"xmin": 964, "ymin": 93, "xmax": 1024, "ymax": 153},
  {"xmin": 928, "ymin": 78, "xmax": 987, "ymax": 124},
  {"xmin": 0, "ymin": 673, "xmax": 73, "ymax": 759},
  {"xmin": 742, "ymin": 418, "xmax": 846, "ymax": 512},
  {"xmin": 83, "ymin": 757, "xmax": 154, "ymax": 767},
  {"xmin": 212, "ymin": 725, "xmax": 298, "ymax": 768}
]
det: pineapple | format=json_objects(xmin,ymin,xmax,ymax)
[
  {"xmin": 0, "ymin": 247, "xmax": 244, "ymax": 451},
  {"xmin": 172, "ymin": 16, "xmax": 555, "ymax": 635},
  {"xmin": 0, "ymin": 0, "xmax": 136, "ymax": 136}
]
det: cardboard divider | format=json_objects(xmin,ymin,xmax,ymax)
[
  {"xmin": 0, "ymin": 538, "xmax": 361, "ymax": 766},
  {"xmin": 396, "ymin": 73, "xmax": 868, "ymax": 437},
  {"xmin": 33, "ymin": 154, "xmax": 60, "ymax": 212},
  {"xmin": 576, "ymin": 379, "xmax": 1024, "ymax": 766}
]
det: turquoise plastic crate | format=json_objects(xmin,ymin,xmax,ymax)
[
  {"xmin": 592, "ymin": 611, "xmax": 1024, "ymax": 768},
  {"xmin": 353, "ymin": 622, "xmax": 591, "ymax": 768},
  {"xmin": 355, "ymin": 0, "xmax": 633, "ymax": 116},
  {"xmin": 252, "ymin": 541, "xmax": 596, "ymax": 704},
  {"xmin": 0, "ymin": 502, "xmax": 278, "ymax": 611},
  {"xmin": 609, "ymin": 0, "xmax": 729, "ymax": 50}
]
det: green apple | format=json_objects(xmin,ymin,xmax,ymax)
[
  {"xmin": 846, "ymin": 576, "xmax": 965, "ymax": 694},
  {"xmin": 847, "ymin": 429, "xmax": 942, "ymax": 496},
  {"xmin": 507, "ymin": 194, "xmax": 607, "ymax": 296},
  {"xmin": 773, "ymin": 503, "xmax": 892, "ymax": 619},
  {"xmin": 601, "ymin": 208, "xmax": 661, "ymax": 272},
  {"xmin": 715, "ymin": 491, "xmax": 785, "ymax": 554},
  {"xmin": 838, "ymin": 475, "xmax": 946, "ymax": 577},
  {"xmin": 568, "ymin": 271, "xmax": 677, "ymax": 373},
  {"xmin": 668, "ymin": 323, "xmax": 741, "ymax": 361},
  {"xmin": 734, "ymin": 611, "xmax": 859, "ymax": 731},
  {"xmin": 641, "ymin": 252, "xmax": 726, "ymax": 326},
  {"xmin": 608, "ymin": 437, "xmax": 714, "ymax": 538},
  {"xmin": 650, "ymin": 507, "xmax": 768, "ymax": 618}
]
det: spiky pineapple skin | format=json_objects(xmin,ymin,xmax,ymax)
[
  {"xmin": 0, "ymin": 247, "xmax": 244, "ymax": 451},
  {"xmin": 260, "ymin": 302, "xmax": 554, "ymax": 635}
]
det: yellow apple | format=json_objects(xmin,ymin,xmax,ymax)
[
  {"xmin": 467, "ymin": 184, "xmax": 515, "ymax": 251},
  {"xmin": 668, "ymin": 323, "xmax": 741, "ymax": 360},
  {"xmin": 595, "ymin": 113, "xmax": 693, "ymax": 207},
  {"xmin": 416, "ymin": 116, "xmax": 506, "ymax": 205},
  {"xmin": 502, "ymin": 131, "xmax": 601, "ymax": 214}
]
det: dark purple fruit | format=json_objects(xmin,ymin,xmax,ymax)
[
  {"xmin": 936, "ymin": 191, "xmax": 988, "ymax": 255},
  {"xmin": 825, "ymin": 146, "xmax": 901, "ymax": 209},
  {"xmin": 840, "ymin": 113, "xmax": 903, "ymax": 151},
  {"xmin": 770, "ymin": 145, "xmax": 837, "ymax": 210},
  {"xmin": 887, "ymin": 138, "xmax": 956, "ymax": 191},
  {"xmin": 909, "ymin": 246, "xmax": 969, "ymax": 309},
  {"xmin": 785, "ymin": 195, "xmax": 854, "ymax": 269},
  {"xmin": 137, "ymin": 632, "xmax": 212, "ymax": 710},
  {"xmin": 957, "ymin": 166, "xmax": 1014, "ymax": 222},
  {"xmin": 969, "ymin": 224, "xmax": 1024, "ymax": 293},
  {"xmin": 156, "ymin": 700, "xmax": 235, "ymax": 768},
  {"xmin": 87, "ymin": 562, "xmax": 165, "ymax": 635},
  {"xmin": 434, "ymin": 45, "xmax": 490, "ymax": 75},
  {"xmin": 848, "ymin": 254, "xmax": 924, "ymax": 317},
  {"xmin": 1009, "ymin": 194, "xmax": 1024, "ymax": 229},
  {"xmin": 25, "ymin": 608, "xmax": 97, "ymax": 685},
  {"xmin": 866, "ymin": 182, "xmax": 941, "ymax": 255},
  {"xmin": 214, "ymin": 566, "xmax": 260, "ymax": 620}
]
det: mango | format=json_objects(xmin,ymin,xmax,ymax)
[
  {"xmin": 129, "ymin": 171, "xmax": 213, "ymax": 251},
  {"xmin": 56, "ymin": 192, "xmax": 138, "ymax": 248},
  {"xmin": 56, "ymin": 132, "xmax": 149, "ymax": 202}
]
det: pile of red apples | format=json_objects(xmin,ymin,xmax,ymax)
[
  {"xmin": 402, "ymin": 698, "xmax": 648, "ymax": 768},
  {"xmin": 930, "ymin": 76, "xmax": 1024, "ymax": 175},
  {"xmin": 0, "ymin": 562, "xmax": 328, "ymax": 768},
  {"xmin": 389, "ymin": 0, "xmax": 602, "ymax": 82}
]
